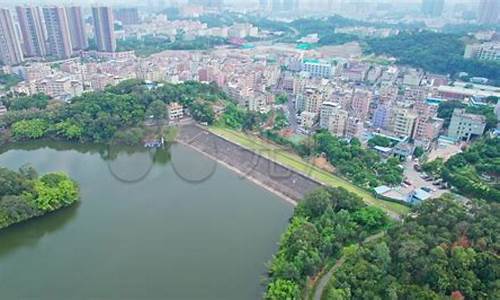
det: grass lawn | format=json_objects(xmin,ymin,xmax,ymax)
[{"xmin": 210, "ymin": 127, "xmax": 410, "ymax": 216}]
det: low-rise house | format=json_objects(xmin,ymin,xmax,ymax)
[
  {"xmin": 447, "ymin": 109, "xmax": 486, "ymax": 141},
  {"xmin": 0, "ymin": 105, "xmax": 7, "ymax": 116},
  {"xmin": 168, "ymin": 102, "xmax": 184, "ymax": 121}
]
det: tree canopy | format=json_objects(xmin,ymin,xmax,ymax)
[
  {"xmin": 365, "ymin": 31, "xmax": 500, "ymax": 81},
  {"xmin": 265, "ymin": 187, "xmax": 390, "ymax": 299},
  {"xmin": 0, "ymin": 165, "xmax": 79, "ymax": 229},
  {"xmin": 323, "ymin": 195, "xmax": 500, "ymax": 299},
  {"xmin": 0, "ymin": 80, "xmax": 228, "ymax": 145}
]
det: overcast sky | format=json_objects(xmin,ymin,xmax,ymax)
[{"xmin": 1, "ymin": 0, "xmax": 479, "ymax": 9}]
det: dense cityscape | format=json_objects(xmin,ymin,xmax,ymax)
[{"xmin": 0, "ymin": 0, "xmax": 499, "ymax": 299}]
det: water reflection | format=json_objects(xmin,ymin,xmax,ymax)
[
  {"xmin": 0, "ymin": 141, "xmax": 172, "ymax": 171},
  {"xmin": 0, "ymin": 203, "xmax": 80, "ymax": 258}
]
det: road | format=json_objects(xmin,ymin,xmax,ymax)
[
  {"xmin": 287, "ymin": 94, "xmax": 299, "ymax": 132},
  {"xmin": 312, "ymin": 232, "xmax": 385, "ymax": 300}
]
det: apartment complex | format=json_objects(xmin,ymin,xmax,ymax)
[
  {"xmin": 92, "ymin": 7, "xmax": 116, "ymax": 52},
  {"xmin": 16, "ymin": 6, "xmax": 47, "ymax": 57},
  {"xmin": 66, "ymin": 6, "xmax": 88, "ymax": 51},
  {"xmin": 0, "ymin": 9, "xmax": 24, "ymax": 65},
  {"xmin": 43, "ymin": 7, "xmax": 73, "ymax": 59}
]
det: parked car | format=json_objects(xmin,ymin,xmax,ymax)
[{"xmin": 421, "ymin": 187, "xmax": 433, "ymax": 193}]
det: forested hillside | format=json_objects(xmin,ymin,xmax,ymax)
[
  {"xmin": 364, "ymin": 31, "xmax": 500, "ymax": 82},
  {"xmin": 323, "ymin": 195, "xmax": 499, "ymax": 299}
]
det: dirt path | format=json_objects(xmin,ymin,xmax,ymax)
[{"xmin": 312, "ymin": 232, "xmax": 385, "ymax": 300}]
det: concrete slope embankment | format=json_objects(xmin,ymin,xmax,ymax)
[{"xmin": 176, "ymin": 125, "xmax": 322, "ymax": 204}]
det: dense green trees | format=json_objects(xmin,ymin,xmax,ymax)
[
  {"xmin": 314, "ymin": 131, "xmax": 403, "ymax": 187},
  {"xmin": 323, "ymin": 195, "xmax": 500, "ymax": 299},
  {"xmin": 117, "ymin": 35, "xmax": 227, "ymax": 57},
  {"xmin": 365, "ymin": 31, "xmax": 500, "ymax": 80},
  {"xmin": 146, "ymin": 100, "xmax": 168, "ymax": 121},
  {"xmin": 220, "ymin": 103, "xmax": 265, "ymax": 131},
  {"xmin": 0, "ymin": 80, "xmax": 228, "ymax": 144},
  {"xmin": 442, "ymin": 138, "xmax": 499, "ymax": 202},
  {"xmin": 11, "ymin": 119, "xmax": 49, "ymax": 139},
  {"xmin": 423, "ymin": 138, "xmax": 499, "ymax": 202},
  {"xmin": 2, "ymin": 93, "xmax": 49, "ymax": 111},
  {"xmin": 0, "ymin": 72, "xmax": 22, "ymax": 90},
  {"xmin": 367, "ymin": 135, "xmax": 392, "ymax": 148},
  {"xmin": 265, "ymin": 187, "xmax": 390, "ymax": 299},
  {"xmin": 0, "ymin": 166, "xmax": 79, "ymax": 229}
]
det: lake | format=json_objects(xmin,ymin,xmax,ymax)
[{"xmin": 0, "ymin": 142, "xmax": 293, "ymax": 299}]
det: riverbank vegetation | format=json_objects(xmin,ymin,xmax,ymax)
[
  {"xmin": 322, "ymin": 195, "xmax": 499, "ymax": 299},
  {"xmin": 423, "ymin": 137, "xmax": 500, "ymax": 203},
  {"xmin": 264, "ymin": 187, "xmax": 390, "ymax": 299},
  {"xmin": 0, "ymin": 165, "xmax": 79, "ymax": 229},
  {"xmin": 0, "ymin": 80, "xmax": 227, "ymax": 145}
]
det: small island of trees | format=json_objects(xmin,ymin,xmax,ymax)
[{"xmin": 0, "ymin": 165, "xmax": 79, "ymax": 229}]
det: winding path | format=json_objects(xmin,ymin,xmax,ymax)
[{"xmin": 312, "ymin": 232, "xmax": 385, "ymax": 300}]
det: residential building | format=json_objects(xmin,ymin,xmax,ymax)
[
  {"xmin": 343, "ymin": 63, "xmax": 368, "ymax": 82},
  {"xmin": 16, "ymin": 6, "xmax": 47, "ymax": 57},
  {"xmin": 66, "ymin": 6, "xmax": 88, "ymax": 50},
  {"xmin": 259, "ymin": 0, "xmax": 271, "ymax": 11},
  {"xmin": 403, "ymin": 69, "xmax": 422, "ymax": 86},
  {"xmin": 300, "ymin": 111, "xmax": 317, "ymax": 129},
  {"xmin": 421, "ymin": 0, "xmax": 444, "ymax": 17},
  {"xmin": 345, "ymin": 117, "xmax": 364, "ymax": 139},
  {"xmin": 35, "ymin": 76, "xmax": 83, "ymax": 100},
  {"xmin": 43, "ymin": 7, "xmax": 73, "ymax": 59},
  {"xmin": 372, "ymin": 105, "xmax": 391, "ymax": 129},
  {"xmin": 464, "ymin": 43, "xmax": 500, "ymax": 61},
  {"xmin": 0, "ymin": 105, "xmax": 7, "ymax": 116},
  {"xmin": 0, "ymin": 9, "xmax": 24, "ymax": 65},
  {"xmin": 320, "ymin": 102, "xmax": 347, "ymax": 137},
  {"xmin": 303, "ymin": 89, "xmax": 323, "ymax": 113},
  {"xmin": 391, "ymin": 108, "xmax": 417, "ymax": 138},
  {"xmin": 350, "ymin": 90, "xmax": 372, "ymax": 119},
  {"xmin": 448, "ymin": 109, "xmax": 486, "ymax": 141},
  {"xmin": 168, "ymin": 102, "xmax": 184, "ymax": 121},
  {"xmin": 247, "ymin": 93, "xmax": 269, "ymax": 113},
  {"xmin": 412, "ymin": 117, "xmax": 443, "ymax": 145},
  {"xmin": 302, "ymin": 59, "xmax": 332, "ymax": 78},
  {"xmin": 114, "ymin": 8, "xmax": 140, "ymax": 25},
  {"xmin": 478, "ymin": 0, "xmax": 499, "ymax": 24},
  {"xmin": 437, "ymin": 84, "xmax": 500, "ymax": 100},
  {"xmin": 92, "ymin": 6, "xmax": 116, "ymax": 52}
]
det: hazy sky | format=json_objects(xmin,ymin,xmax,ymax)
[{"xmin": 1, "ymin": 0, "xmax": 479, "ymax": 10}]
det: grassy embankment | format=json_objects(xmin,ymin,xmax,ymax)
[{"xmin": 210, "ymin": 127, "xmax": 410, "ymax": 216}]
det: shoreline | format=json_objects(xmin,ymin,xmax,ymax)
[{"xmin": 176, "ymin": 138, "xmax": 298, "ymax": 207}]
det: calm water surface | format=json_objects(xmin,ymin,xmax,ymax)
[{"xmin": 0, "ymin": 142, "xmax": 293, "ymax": 299}]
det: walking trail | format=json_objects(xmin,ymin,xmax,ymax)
[{"xmin": 312, "ymin": 232, "xmax": 385, "ymax": 300}]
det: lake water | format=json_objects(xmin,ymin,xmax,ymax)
[{"xmin": 0, "ymin": 142, "xmax": 293, "ymax": 299}]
